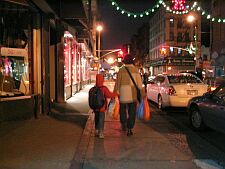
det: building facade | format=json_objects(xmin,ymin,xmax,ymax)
[
  {"xmin": 146, "ymin": 1, "xmax": 201, "ymax": 76},
  {"xmin": 210, "ymin": 0, "xmax": 225, "ymax": 76}
]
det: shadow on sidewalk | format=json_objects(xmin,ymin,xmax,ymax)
[{"xmin": 50, "ymin": 102, "xmax": 89, "ymax": 129}]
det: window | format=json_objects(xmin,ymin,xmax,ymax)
[
  {"xmin": 170, "ymin": 47, "xmax": 174, "ymax": 55},
  {"xmin": 168, "ymin": 74, "xmax": 202, "ymax": 84},
  {"xmin": 185, "ymin": 32, "xmax": 190, "ymax": 42},
  {"xmin": 170, "ymin": 18, "xmax": 174, "ymax": 27},
  {"xmin": 177, "ymin": 32, "xmax": 183, "ymax": 42},
  {"xmin": 154, "ymin": 76, "xmax": 165, "ymax": 84},
  {"xmin": 177, "ymin": 18, "xmax": 183, "ymax": 28},
  {"xmin": 178, "ymin": 48, "xmax": 182, "ymax": 55},
  {"xmin": 170, "ymin": 32, "xmax": 174, "ymax": 41},
  {"xmin": 215, "ymin": 86, "xmax": 225, "ymax": 99}
]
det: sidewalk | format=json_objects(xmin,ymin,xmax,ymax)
[
  {"xmin": 72, "ymin": 112, "xmax": 200, "ymax": 169},
  {"xmin": 0, "ymin": 84, "xmax": 94, "ymax": 169}
]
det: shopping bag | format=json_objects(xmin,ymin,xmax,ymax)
[
  {"xmin": 112, "ymin": 97, "xmax": 120, "ymax": 120},
  {"xmin": 136, "ymin": 99, "xmax": 144, "ymax": 119},
  {"xmin": 107, "ymin": 99, "xmax": 116, "ymax": 118},
  {"xmin": 143, "ymin": 97, "xmax": 151, "ymax": 122}
]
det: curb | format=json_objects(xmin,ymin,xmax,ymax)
[{"xmin": 69, "ymin": 110, "xmax": 94, "ymax": 169}]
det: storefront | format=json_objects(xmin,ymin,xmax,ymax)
[
  {"xmin": 63, "ymin": 31, "xmax": 90, "ymax": 100},
  {"xmin": 0, "ymin": 1, "xmax": 38, "ymax": 121},
  {"xmin": 151, "ymin": 56, "xmax": 195, "ymax": 75}
]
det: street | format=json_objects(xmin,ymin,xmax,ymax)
[
  {"xmin": 149, "ymin": 101, "xmax": 225, "ymax": 168},
  {"xmin": 162, "ymin": 105, "xmax": 225, "ymax": 158}
]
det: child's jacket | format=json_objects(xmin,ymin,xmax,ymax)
[{"xmin": 96, "ymin": 74, "xmax": 118, "ymax": 112}]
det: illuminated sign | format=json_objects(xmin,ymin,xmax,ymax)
[{"xmin": 0, "ymin": 47, "xmax": 28, "ymax": 57}]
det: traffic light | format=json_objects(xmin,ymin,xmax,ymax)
[
  {"xmin": 118, "ymin": 49, "xmax": 123, "ymax": 57},
  {"xmin": 117, "ymin": 49, "xmax": 124, "ymax": 62}
]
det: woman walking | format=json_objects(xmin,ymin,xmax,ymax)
[{"xmin": 114, "ymin": 54, "xmax": 145, "ymax": 136}]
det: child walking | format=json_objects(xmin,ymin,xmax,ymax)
[{"xmin": 94, "ymin": 74, "xmax": 118, "ymax": 139}]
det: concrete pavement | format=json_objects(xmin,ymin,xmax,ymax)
[{"xmin": 0, "ymin": 82, "xmax": 221, "ymax": 169}]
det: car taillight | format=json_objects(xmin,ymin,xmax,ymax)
[
  {"xmin": 211, "ymin": 86, "xmax": 217, "ymax": 91},
  {"xmin": 168, "ymin": 86, "xmax": 176, "ymax": 95}
]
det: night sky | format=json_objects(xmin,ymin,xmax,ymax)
[{"xmin": 98, "ymin": 0, "xmax": 157, "ymax": 50}]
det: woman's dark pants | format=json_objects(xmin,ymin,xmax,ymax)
[{"xmin": 119, "ymin": 102, "xmax": 137, "ymax": 129}]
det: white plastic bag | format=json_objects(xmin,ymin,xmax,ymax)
[{"xmin": 107, "ymin": 99, "xmax": 116, "ymax": 118}]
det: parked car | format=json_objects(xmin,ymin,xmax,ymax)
[
  {"xmin": 188, "ymin": 83, "xmax": 225, "ymax": 134},
  {"xmin": 146, "ymin": 73, "xmax": 209, "ymax": 109}
]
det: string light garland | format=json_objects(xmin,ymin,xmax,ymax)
[
  {"xmin": 109, "ymin": 0, "xmax": 163, "ymax": 18},
  {"xmin": 109, "ymin": 0, "xmax": 225, "ymax": 23},
  {"xmin": 190, "ymin": 2, "xmax": 225, "ymax": 23}
]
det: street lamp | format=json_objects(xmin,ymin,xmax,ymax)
[
  {"xmin": 187, "ymin": 14, "xmax": 197, "ymax": 50},
  {"xmin": 187, "ymin": 14, "xmax": 198, "ymax": 70},
  {"xmin": 96, "ymin": 24, "xmax": 103, "ymax": 59},
  {"xmin": 187, "ymin": 15, "xmax": 195, "ymax": 23}
]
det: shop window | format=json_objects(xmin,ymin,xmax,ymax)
[
  {"xmin": 0, "ymin": 50, "xmax": 29, "ymax": 96},
  {"xmin": 64, "ymin": 35, "xmax": 72, "ymax": 87},
  {"xmin": 72, "ymin": 41, "xmax": 77, "ymax": 85},
  {"xmin": 0, "ymin": 2, "xmax": 30, "ymax": 97},
  {"xmin": 76, "ymin": 45, "xmax": 81, "ymax": 83}
]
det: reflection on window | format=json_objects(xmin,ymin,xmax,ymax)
[
  {"xmin": 216, "ymin": 86, "xmax": 225, "ymax": 98},
  {"xmin": 0, "ymin": 56, "xmax": 28, "ymax": 96},
  {"xmin": 168, "ymin": 75, "xmax": 202, "ymax": 84}
]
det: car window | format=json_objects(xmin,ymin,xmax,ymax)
[
  {"xmin": 154, "ymin": 76, "xmax": 165, "ymax": 84},
  {"xmin": 168, "ymin": 74, "xmax": 202, "ymax": 84},
  {"xmin": 214, "ymin": 86, "xmax": 225, "ymax": 101}
]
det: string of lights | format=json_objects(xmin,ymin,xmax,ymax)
[
  {"xmin": 109, "ymin": 0, "xmax": 163, "ymax": 18},
  {"xmin": 190, "ymin": 2, "xmax": 225, "ymax": 23},
  {"xmin": 109, "ymin": 0, "xmax": 225, "ymax": 23}
]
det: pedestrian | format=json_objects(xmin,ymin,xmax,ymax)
[
  {"xmin": 142, "ymin": 71, "xmax": 149, "ymax": 91},
  {"xmin": 94, "ymin": 74, "xmax": 118, "ymax": 139},
  {"xmin": 114, "ymin": 54, "xmax": 145, "ymax": 136}
]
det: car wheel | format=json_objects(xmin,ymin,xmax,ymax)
[
  {"xmin": 189, "ymin": 107, "xmax": 205, "ymax": 131},
  {"xmin": 158, "ymin": 95, "xmax": 163, "ymax": 110}
]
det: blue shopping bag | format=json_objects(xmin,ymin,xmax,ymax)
[{"xmin": 136, "ymin": 99, "xmax": 144, "ymax": 119}]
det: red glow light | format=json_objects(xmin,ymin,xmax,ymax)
[{"xmin": 172, "ymin": 0, "xmax": 186, "ymax": 11}]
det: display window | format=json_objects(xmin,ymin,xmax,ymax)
[
  {"xmin": 85, "ymin": 59, "xmax": 90, "ymax": 81},
  {"xmin": 0, "ymin": 47, "xmax": 29, "ymax": 97},
  {"xmin": 72, "ymin": 41, "xmax": 77, "ymax": 85},
  {"xmin": 76, "ymin": 44, "xmax": 81, "ymax": 83},
  {"xmin": 64, "ymin": 32, "xmax": 73, "ymax": 87},
  {"xmin": 0, "ymin": 2, "xmax": 31, "ymax": 97}
]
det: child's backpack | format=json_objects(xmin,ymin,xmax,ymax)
[{"xmin": 88, "ymin": 86, "xmax": 105, "ymax": 110}]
